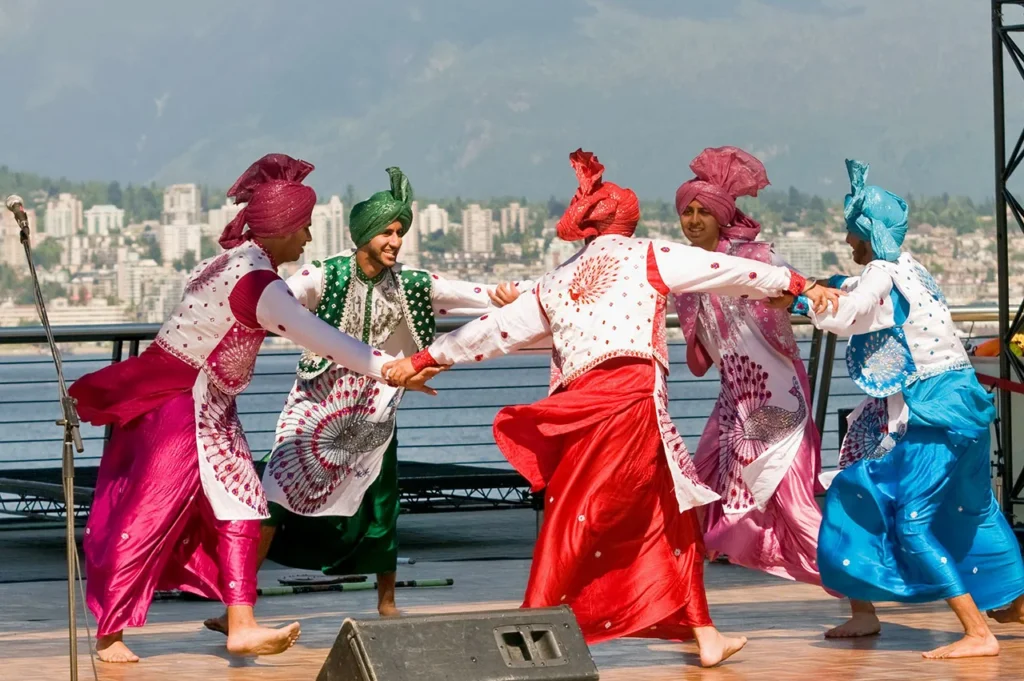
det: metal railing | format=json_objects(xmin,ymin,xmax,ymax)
[{"xmin": 0, "ymin": 306, "xmax": 1000, "ymax": 522}]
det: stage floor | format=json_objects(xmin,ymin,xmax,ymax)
[{"xmin": 3, "ymin": 554, "xmax": 1024, "ymax": 681}]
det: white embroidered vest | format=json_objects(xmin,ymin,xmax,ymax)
[
  {"xmin": 154, "ymin": 241, "xmax": 275, "ymax": 396},
  {"xmin": 884, "ymin": 253, "xmax": 971, "ymax": 381},
  {"xmin": 538, "ymin": 235, "xmax": 668, "ymax": 390}
]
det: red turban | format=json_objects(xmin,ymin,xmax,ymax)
[
  {"xmin": 219, "ymin": 154, "xmax": 318, "ymax": 249},
  {"xmin": 674, "ymin": 146, "xmax": 769, "ymax": 243},
  {"xmin": 556, "ymin": 149, "xmax": 640, "ymax": 242}
]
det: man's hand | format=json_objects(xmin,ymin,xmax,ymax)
[
  {"xmin": 803, "ymin": 285, "xmax": 844, "ymax": 315},
  {"xmin": 488, "ymin": 282, "xmax": 521, "ymax": 307},
  {"xmin": 382, "ymin": 357, "xmax": 418, "ymax": 386},
  {"xmin": 382, "ymin": 358, "xmax": 447, "ymax": 395},
  {"xmin": 403, "ymin": 366, "xmax": 446, "ymax": 396}
]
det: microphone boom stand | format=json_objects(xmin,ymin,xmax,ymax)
[{"xmin": 20, "ymin": 223, "xmax": 84, "ymax": 681}]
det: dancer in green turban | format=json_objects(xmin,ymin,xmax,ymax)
[{"xmin": 204, "ymin": 167, "xmax": 524, "ymax": 630}]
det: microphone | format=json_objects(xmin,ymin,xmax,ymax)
[{"xmin": 5, "ymin": 194, "xmax": 29, "ymax": 229}]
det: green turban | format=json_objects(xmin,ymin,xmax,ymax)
[{"xmin": 349, "ymin": 167, "xmax": 414, "ymax": 248}]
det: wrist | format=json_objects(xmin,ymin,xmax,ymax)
[
  {"xmin": 789, "ymin": 295, "xmax": 811, "ymax": 316},
  {"xmin": 410, "ymin": 349, "xmax": 439, "ymax": 373},
  {"xmin": 786, "ymin": 271, "xmax": 807, "ymax": 297}
]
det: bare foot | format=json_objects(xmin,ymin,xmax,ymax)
[
  {"xmin": 825, "ymin": 612, "xmax": 881, "ymax": 639},
  {"xmin": 204, "ymin": 613, "xmax": 229, "ymax": 635},
  {"xmin": 226, "ymin": 622, "xmax": 301, "ymax": 657},
  {"xmin": 987, "ymin": 606, "xmax": 1024, "ymax": 625},
  {"xmin": 922, "ymin": 633, "xmax": 999, "ymax": 659},
  {"xmin": 378, "ymin": 603, "xmax": 401, "ymax": 618},
  {"xmin": 697, "ymin": 630, "xmax": 748, "ymax": 668},
  {"xmin": 96, "ymin": 633, "xmax": 140, "ymax": 663}
]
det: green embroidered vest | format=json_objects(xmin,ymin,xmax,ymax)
[{"xmin": 296, "ymin": 253, "xmax": 436, "ymax": 380}]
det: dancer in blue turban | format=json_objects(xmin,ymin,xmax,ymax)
[{"xmin": 782, "ymin": 159, "xmax": 1024, "ymax": 659}]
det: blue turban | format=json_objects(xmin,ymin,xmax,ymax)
[{"xmin": 843, "ymin": 159, "xmax": 908, "ymax": 263}]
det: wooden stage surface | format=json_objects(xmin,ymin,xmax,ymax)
[{"xmin": 3, "ymin": 556, "xmax": 1024, "ymax": 681}]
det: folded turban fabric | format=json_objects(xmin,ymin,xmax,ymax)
[
  {"xmin": 674, "ymin": 146, "xmax": 769, "ymax": 243},
  {"xmin": 219, "ymin": 154, "xmax": 317, "ymax": 249},
  {"xmin": 556, "ymin": 149, "xmax": 640, "ymax": 242},
  {"xmin": 843, "ymin": 159, "xmax": 908, "ymax": 263},
  {"xmin": 349, "ymin": 167, "xmax": 414, "ymax": 248}
]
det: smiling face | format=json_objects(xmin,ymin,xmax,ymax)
[
  {"xmin": 679, "ymin": 199, "xmax": 721, "ymax": 252},
  {"xmin": 362, "ymin": 221, "xmax": 404, "ymax": 270},
  {"xmin": 845, "ymin": 232, "xmax": 874, "ymax": 266}
]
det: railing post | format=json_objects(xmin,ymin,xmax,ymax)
[
  {"xmin": 814, "ymin": 333, "xmax": 837, "ymax": 436},
  {"xmin": 807, "ymin": 327, "xmax": 823, "ymax": 404},
  {"xmin": 104, "ymin": 340, "xmax": 125, "ymax": 446}
]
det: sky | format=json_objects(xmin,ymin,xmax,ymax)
[{"xmin": 0, "ymin": 0, "xmax": 1013, "ymax": 202}]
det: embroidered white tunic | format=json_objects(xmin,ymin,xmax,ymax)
[
  {"xmin": 154, "ymin": 241, "xmax": 393, "ymax": 521},
  {"xmin": 262, "ymin": 251, "xmax": 515, "ymax": 517},
  {"xmin": 426, "ymin": 234, "xmax": 800, "ymax": 512},
  {"xmin": 804, "ymin": 252, "xmax": 971, "ymax": 486}
]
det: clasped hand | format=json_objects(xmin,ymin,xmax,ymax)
[
  {"xmin": 381, "ymin": 357, "xmax": 449, "ymax": 396},
  {"xmin": 768, "ymin": 284, "xmax": 844, "ymax": 314}
]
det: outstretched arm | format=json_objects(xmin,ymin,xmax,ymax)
[
  {"xmin": 798, "ymin": 266, "xmax": 896, "ymax": 337},
  {"xmin": 650, "ymin": 240, "xmax": 803, "ymax": 299},
  {"xmin": 430, "ymin": 275, "xmax": 529, "ymax": 314},
  {"xmin": 230, "ymin": 270, "xmax": 439, "ymax": 393},
  {"xmin": 383, "ymin": 286, "xmax": 551, "ymax": 384}
]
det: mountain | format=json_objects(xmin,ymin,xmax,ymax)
[{"xmin": 0, "ymin": 0, "xmax": 1006, "ymax": 201}]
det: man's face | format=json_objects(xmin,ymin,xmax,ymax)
[
  {"xmin": 364, "ymin": 221, "xmax": 404, "ymax": 269},
  {"xmin": 679, "ymin": 200, "xmax": 721, "ymax": 251},
  {"xmin": 262, "ymin": 225, "xmax": 311, "ymax": 264},
  {"xmin": 846, "ymin": 232, "xmax": 873, "ymax": 266}
]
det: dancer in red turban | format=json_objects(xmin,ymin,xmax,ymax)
[
  {"xmin": 384, "ymin": 149, "xmax": 840, "ymax": 667},
  {"xmin": 70, "ymin": 154, "xmax": 439, "ymax": 663}
]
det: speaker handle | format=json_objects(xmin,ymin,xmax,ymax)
[{"xmin": 347, "ymin": 632, "xmax": 378, "ymax": 681}]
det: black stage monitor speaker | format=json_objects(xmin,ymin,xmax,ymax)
[{"xmin": 317, "ymin": 605, "xmax": 599, "ymax": 681}]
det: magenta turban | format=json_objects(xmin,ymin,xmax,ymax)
[
  {"xmin": 556, "ymin": 149, "xmax": 640, "ymax": 242},
  {"xmin": 219, "ymin": 153, "xmax": 318, "ymax": 249},
  {"xmin": 674, "ymin": 146, "xmax": 769, "ymax": 243}
]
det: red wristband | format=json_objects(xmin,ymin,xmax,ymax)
[
  {"xmin": 410, "ymin": 349, "xmax": 439, "ymax": 373},
  {"xmin": 786, "ymin": 271, "xmax": 807, "ymax": 297}
]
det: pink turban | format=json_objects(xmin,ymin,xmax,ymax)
[
  {"xmin": 219, "ymin": 153, "xmax": 318, "ymax": 249},
  {"xmin": 674, "ymin": 146, "xmax": 769, "ymax": 243},
  {"xmin": 557, "ymin": 149, "xmax": 641, "ymax": 242}
]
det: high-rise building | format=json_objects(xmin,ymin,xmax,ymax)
[
  {"xmin": 207, "ymin": 201, "xmax": 244, "ymax": 237},
  {"xmin": 402, "ymin": 201, "xmax": 420, "ymax": 267},
  {"xmin": 84, "ymin": 205, "xmax": 125, "ymax": 236},
  {"xmin": 500, "ymin": 202, "xmax": 529, "ymax": 235},
  {"xmin": 158, "ymin": 222, "xmax": 202, "ymax": 265},
  {"xmin": 461, "ymin": 204, "xmax": 494, "ymax": 253},
  {"xmin": 415, "ymin": 203, "xmax": 449, "ymax": 235},
  {"xmin": 44, "ymin": 193, "xmax": 83, "ymax": 238},
  {"xmin": 0, "ymin": 208, "xmax": 36, "ymax": 268},
  {"xmin": 163, "ymin": 184, "xmax": 201, "ymax": 225},
  {"xmin": 306, "ymin": 195, "xmax": 348, "ymax": 263},
  {"xmin": 775, "ymin": 234, "xmax": 824, "ymax": 276},
  {"xmin": 116, "ymin": 253, "xmax": 162, "ymax": 306}
]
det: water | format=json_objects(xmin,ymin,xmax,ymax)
[{"xmin": 0, "ymin": 340, "xmax": 861, "ymax": 472}]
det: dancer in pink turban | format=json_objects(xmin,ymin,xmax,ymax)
[
  {"xmin": 673, "ymin": 146, "xmax": 826, "ymax": 589},
  {"xmin": 70, "ymin": 154, "xmax": 440, "ymax": 663}
]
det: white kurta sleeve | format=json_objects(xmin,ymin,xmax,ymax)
[
  {"xmin": 284, "ymin": 262, "xmax": 325, "ymax": 311},
  {"xmin": 430, "ymin": 276, "xmax": 533, "ymax": 316},
  {"xmin": 256, "ymin": 279, "xmax": 392, "ymax": 380},
  {"xmin": 805, "ymin": 265, "xmax": 895, "ymax": 336},
  {"xmin": 650, "ymin": 239, "xmax": 798, "ymax": 299},
  {"xmin": 427, "ymin": 288, "xmax": 551, "ymax": 365}
]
